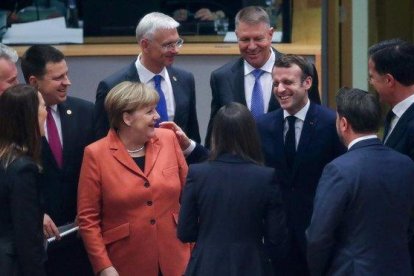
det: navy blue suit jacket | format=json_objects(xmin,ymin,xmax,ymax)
[
  {"xmin": 93, "ymin": 62, "xmax": 201, "ymax": 143},
  {"xmin": 385, "ymin": 103, "xmax": 414, "ymax": 160},
  {"xmin": 256, "ymin": 102, "xmax": 345, "ymax": 255},
  {"xmin": 41, "ymin": 96, "xmax": 94, "ymax": 227},
  {"xmin": 205, "ymin": 50, "xmax": 321, "ymax": 146},
  {"xmin": 177, "ymin": 154, "xmax": 288, "ymax": 276},
  {"xmin": 307, "ymin": 138, "xmax": 414, "ymax": 275}
]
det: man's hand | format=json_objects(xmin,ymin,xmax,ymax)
[
  {"xmin": 159, "ymin": 121, "xmax": 191, "ymax": 150},
  {"xmin": 43, "ymin": 213, "xmax": 60, "ymax": 240}
]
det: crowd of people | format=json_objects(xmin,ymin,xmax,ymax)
[{"xmin": 1, "ymin": 5, "xmax": 414, "ymax": 276}]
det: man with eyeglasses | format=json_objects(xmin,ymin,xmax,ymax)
[
  {"xmin": 204, "ymin": 6, "xmax": 321, "ymax": 147},
  {"xmin": 94, "ymin": 12, "xmax": 201, "ymax": 143},
  {"xmin": 0, "ymin": 43, "xmax": 18, "ymax": 95}
]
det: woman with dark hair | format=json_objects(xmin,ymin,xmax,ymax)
[
  {"xmin": 0, "ymin": 84, "xmax": 47, "ymax": 275},
  {"xmin": 177, "ymin": 102, "xmax": 288, "ymax": 276}
]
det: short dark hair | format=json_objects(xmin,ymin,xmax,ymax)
[
  {"xmin": 0, "ymin": 84, "xmax": 42, "ymax": 167},
  {"xmin": 336, "ymin": 87, "xmax": 381, "ymax": 133},
  {"xmin": 210, "ymin": 102, "xmax": 263, "ymax": 164},
  {"xmin": 274, "ymin": 54, "xmax": 314, "ymax": 82},
  {"xmin": 21, "ymin": 45, "xmax": 65, "ymax": 83},
  {"xmin": 368, "ymin": 39, "xmax": 414, "ymax": 86}
]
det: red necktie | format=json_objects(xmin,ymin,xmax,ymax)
[{"xmin": 46, "ymin": 107, "xmax": 63, "ymax": 168}]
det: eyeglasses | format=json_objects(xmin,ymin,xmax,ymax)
[{"xmin": 160, "ymin": 38, "xmax": 184, "ymax": 51}]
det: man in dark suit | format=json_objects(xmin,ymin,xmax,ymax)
[
  {"xmin": 94, "ymin": 12, "xmax": 200, "ymax": 142},
  {"xmin": 368, "ymin": 38, "xmax": 414, "ymax": 267},
  {"xmin": 0, "ymin": 43, "xmax": 18, "ymax": 94},
  {"xmin": 205, "ymin": 6, "xmax": 320, "ymax": 147},
  {"xmin": 256, "ymin": 55, "xmax": 345, "ymax": 275},
  {"xmin": 21, "ymin": 45, "xmax": 94, "ymax": 276},
  {"xmin": 307, "ymin": 87, "xmax": 414, "ymax": 275}
]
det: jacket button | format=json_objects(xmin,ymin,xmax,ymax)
[
  {"xmin": 147, "ymin": 201, "xmax": 153, "ymax": 206},
  {"xmin": 150, "ymin": 219, "xmax": 156, "ymax": 225},
  {"xmin": 144, "ymin": 182, "xmax": 150, "ymax": 188}
]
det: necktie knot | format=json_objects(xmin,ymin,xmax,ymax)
[
  {"xmin": 287, "ymin": 115, "xmax": 296, "ymax": 127},
  {"xmin": 252, "ymin": 69, "xmax": 264, "ymax": 80},
  {"xmin": 153, "ymin": 75, "xmax": 162, "ymax": 86}
]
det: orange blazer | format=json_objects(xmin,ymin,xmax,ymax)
[{"xmin": 77, "ymin": 129, "xmax": 190, "ymax": 276}]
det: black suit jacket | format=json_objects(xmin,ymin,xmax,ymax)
[
  {"xmin": 256, "ymin": 103, "xmax": 345, "ymax": 268},
  {"xmin": 205, "ymin": 50, "xmax": 321, "ymax": 146},
  {"xmin": 385, "ymin": 103, "xmax": 414, "ymax": 160},
  {"xmin": 41, "ymin": 97, "xmax": 94, "ymax": 227},
  {"xmin": 93, "ymin": 62, "xmax": 201, "ymax": 143},
  {"xmin": 307, "ymin": 138, "xmax": 414, "ymax": 275},
  {"xmin": 0, "ymin": 156, "xmax": 46, "ymax": 276},
  {"xmin": 177, "ymin": 154, "xmax": 288, "ymax": 276}
]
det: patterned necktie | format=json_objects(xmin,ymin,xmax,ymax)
[
  {"xmin": 46, "ymin": 107, "xmax": 63, "ymax": 168},
  {"xmin": 153, "ymin": 75, "xmax": 169, "ymax": 123},
  {"xmin": 383, "ymin": 110, "xmax": 395, "ymax": 141},
  {"xmin": 251, "ymin": 69, "xmax": 265, "ymax": 118},
  {"xmin": 285, "ymin": 115, "xmax": 296, "ymax": 168}
]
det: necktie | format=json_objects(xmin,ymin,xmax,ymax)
[
  {"xmin": 153, "ymin": 75, "xmax": 169, "ymax": 123},
  {"xmin": 383, "ymin": 110, "xmax": 395, "ymax": 141},
  {"xmin": 285, "ymin": 115, "xmax": 296, "ymax": 168},
  {"xmin": 251, "ymin": 69, "xmax": 265, "ymax": 118},
  {"xmin": 46, "ymin": 107, "xmax": 63, "ymax": 168}
]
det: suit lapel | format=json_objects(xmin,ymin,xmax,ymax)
[
  {"xmin": 385, "ymin": 103, "xmax": 414, "ymax": 147},
  {"xmin": 268, "ymin": 48, "xmax": 283, "ymax": 112},
  {"xmin": 143, "ymin": 136, "xmax": 161, "ymax": 176},
  {"xmin": 231, "ymin": 58, "xmax": 247, "ymax": 105},
  {"xmin": 167, "ymin": 67, "xmax": 184, "ymax": 122},
  {"xmin": 108, "ymin": 130, "xmax": 144, "ymax": 177}
]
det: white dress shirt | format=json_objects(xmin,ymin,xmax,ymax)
[
  {"xmin": 283, "ymin": 99, "xmax": 310, "ymax": 150},
  {"xmin": 244, "ymin": 50, "xmax": 275, "ymax": 113},
  {"xmin": 135, "ymin": 55, "xmax": 175, "ymax": 121}
]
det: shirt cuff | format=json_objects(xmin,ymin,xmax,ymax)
[{"xmin": 183, "ymin": 140, "xmax": 196, "ymax": 157}]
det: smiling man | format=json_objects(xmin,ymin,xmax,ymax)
[
  {"xmin": 204, "ymin": 6, "xmax": 321, "ymax": 147},
  {"xmin": 21, "ymin": 45, "xmax": 94, "ymax": 276},
  {"xmin": 94, "ymin": 12, "xmax": 200, "ymax": 143},
  {"xmin": 0, "ymin": 43, "xmax": 18, "ymax": 95},
  {"xmin": 256, "ymin": 55, "xmax": 345, "ymax": 275}
]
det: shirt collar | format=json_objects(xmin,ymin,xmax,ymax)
[
  {"xmin": 135, "ymin": 54, "xmax": 167, "ymax": 83},
  {"xmin": 347, "ymin": 134, "xmax": 378, "ymax": 149},
  {"xmin": 48, "ymin": 104, "xmax": 58, "ymax": 113},
  {"xmin": 283, "ymin": 99, "xmax": 310, "ymax": 121},
  {"xmin": 243, "ymin": 49, "xmax": 275, "ymax": 76},
  {"xmin": 392, "ymin": 94, "xmax": 414, "ymax": 118}
]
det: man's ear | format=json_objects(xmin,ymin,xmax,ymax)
[{"xmin": 28, "ymin": 76, "xmax": 38, "ymax": 88}]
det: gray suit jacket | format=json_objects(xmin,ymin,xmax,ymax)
[{"xmin": 93, "ymin": 62, "xmax": 201, "ymax": 143}]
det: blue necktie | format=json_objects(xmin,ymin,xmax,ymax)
[
  {"xmin": 251, "ymin": 69, "xmax": 265, "ymax": 118},
  {"xmin": 285, "ymin": 115, "xmax": 296, "ymax": 168},
  {"xmin": 153, "ymin": 75, "xmax": 169, "ymax": 123}
]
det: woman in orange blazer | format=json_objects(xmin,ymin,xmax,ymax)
[{"xmin": 77, "ymin": 81, "xmax": 190, "ymax": 276}]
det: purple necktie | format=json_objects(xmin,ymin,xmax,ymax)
[
  {"xmin": 46, "ymin": 107, "xmax": 63, "ymax": 168},
  {"xmin": 251, "ymin": 69, "xmax": 265, "ymax": 118}
]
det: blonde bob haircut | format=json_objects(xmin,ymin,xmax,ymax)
[{"xmin": 104, "ymin": 81, "xmax": 159, "ymax": 131}]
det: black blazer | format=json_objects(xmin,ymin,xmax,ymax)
[
  {"xmin": 307, "ymin": 138, "xmax": 414, "ymax": 275},
  {"xmin": 177, "ymin": 154, "xmax": 288, "ymax": 276},
  {"xmin": 93, "ymin": 62, "xmax": 201, "ymax": 143},
  {"xmin": 0, "ymin": 156, "xmax": 46, "ymax": 276},
  {"xmin": 385, "ymin": 103, "xmax": 414, "ymax": 160},
  {"xmin": 41, "ymin": 96, "xmax": 94, "ymax": 227},
  {"xmin": 205, "ymin": 49, "xmax": 321, "ymax": 146}
]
